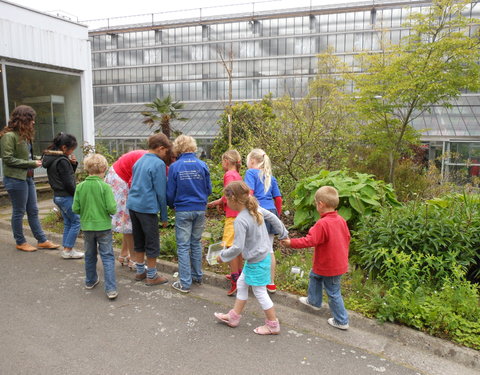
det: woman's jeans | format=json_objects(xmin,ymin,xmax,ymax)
[
  {"xmin": 54, "ymin": 195, "xmax": 80, "ymax": 249},
  {"xmin": 3, "ymin": 176, "xmax": 47, "ymax": 245},
  {"xmin": 83, "ymin": 230, "xmax": 117, "ymax": 293},
  {"xmin": 175, "ymin": 211, "xmax": 206, "ymax": 289},
  {"xmin": 308, "ymin": 270, "xmax": 349, "ymax": 325}
]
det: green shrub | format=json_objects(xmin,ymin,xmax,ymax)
[
  {"xmin": 352, "ymin": 194, "xmax": 480, "ymax": 283},
  {"xmin": 206, "ymin": 160, "xmax": 225, "ymax": 202},
  {"xmin": 292, "ymin": 170, "xmax": 399, "ymax": 230},
  {"xmin": 160, "ymin": 228, "xmax": 177, "ymax": 260},
  {"xmin": 275, "ymin": 249, "xmax": 312, "ymax": 294}
]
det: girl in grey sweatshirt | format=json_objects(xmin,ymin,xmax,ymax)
[{"xmin": 214, "ymin": 181, "xmax": 288, "ymax": 335}]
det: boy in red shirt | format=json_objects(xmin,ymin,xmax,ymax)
[{"xmin": 282, "ymin": 186, "xmax": 350, "ymax": 330}]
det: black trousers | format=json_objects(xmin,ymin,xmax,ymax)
[{"xmin": 129, "ymin": 209, "xmax": 160, "ymax": 258}]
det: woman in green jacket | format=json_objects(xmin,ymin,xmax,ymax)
[{"xmin": 0, "ymin": 105, "xmax": 59, "ymax": 252}]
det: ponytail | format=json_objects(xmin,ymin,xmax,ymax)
[
  {"xmin": 247, "ymin": 148, "xmax": 272, "ymax": 193},
  {"xmin": 47, "ymin": 132, "xmax": 77, "ymax": 151},
  {"xmin": 224, "ymin": 180, "xmax": 263, "ymax": 225},
  {"xmin": 245, "ymin": 195, "xmax": 263, "ymax": 225},
  {"xmin": 222, "ymin": 149, "xmax": 242, "ymax": 172}
]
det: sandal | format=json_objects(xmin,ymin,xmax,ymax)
[
  {"xmin": 118, "ymin": 255, "xmax": 130, "ymax": 267},
  {"xmin": 127, "ymin": 258, "xmax": 136, "ymax": 271},
  {"xmin": 214, "ymin": 309, "xmax": 241, "ymax": 327},
  {"xmin": 253, "ymin": 319, "xmax": 280, "ymax": 335}
]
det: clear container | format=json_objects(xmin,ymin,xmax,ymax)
[{"xmin": 206, "ymin": 242, "xmax": 225, "ymax": 265}]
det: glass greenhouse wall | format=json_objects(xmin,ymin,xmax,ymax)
[{"xmin": 89, "ymin": 0, "xmax": 480, "ymax": 173}]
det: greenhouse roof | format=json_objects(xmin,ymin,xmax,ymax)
[
  {"xmin": 413, "ymin": 95, "xmax": 480, "ymax": 139},
  {"xmin": 95, "ymin": 94, "xmax": 480, "ymax": 141},
  {"xmin": 94, "ymin": 101, "xmax": 225, "ymax": 139}
]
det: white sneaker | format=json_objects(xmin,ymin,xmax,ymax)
[
  {"xmin": 327, "ymin": 317, "xmax": 349, "ymax": 330},
  {"xmin": 62, "ymin": 250, "xmax": 84, "ymax": 259},
  {"xmin": 106, "ymin": 290, "xmax": 118, "ymax": 299},
  {"xmin": 299, "ymin": 296, "xmax": 321, "ymax": 311}
]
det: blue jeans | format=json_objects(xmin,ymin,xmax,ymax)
[
  {"xmin": 308, "ymin": 270, "xmax": 349, "ymax": 325},
  {"xmin": 3, "ymin": 176, "xmax": 47, "ymax": 245},
  {"xmin": 83, "ymin": 230, "xmax": 117, "ymax": 293},
  {"xmin": 54, "ymin": 195, "xmax": 80, "ymax": 249},
  {"xmin": 175, "ymin": 211, "xmax": 206, "ymax": 289}
]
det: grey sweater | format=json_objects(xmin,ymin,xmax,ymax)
[{"xmin": 220, "ymin": 207, "xmax": 288, "ymax": 263}]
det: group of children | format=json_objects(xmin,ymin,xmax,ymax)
[{"xmin": 42, "ymin": 131, "xmax": 351, "ymax": 334}]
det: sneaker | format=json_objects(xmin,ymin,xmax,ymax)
[
  {"xmin": 299, "ymin": 296, "xmax": 321, "ymax": 311},
  {"xmin": 62, "ymin": 250, "xmax": 84, "ymax": 259},
  {"xmin": 327, "ymin": 318, "xmax": 349, "ymax": 330},
  {"xmin": 85, "ymin": 279, "xmax": 99, "ymax": 290},
  {"xmin": 171, "ymin": 280, "xmax": 190, "ymax": 293},
  {"xmin": 192, "ymin": 279, "xmax": 202, "ymax": 285},
  {"xmin": 37, "ymin": 240, "xmax": 60, "ymax": 249},
  {"xmin": 106, "ymin": 290, "xmax": 118, "ymax": 299},
  {"xmin": 145, "ymin": 274, "xmax": 168, "ymax": 286},
  {"xmin": 226, "ymin": 280, "xmax": 237, "ymax": 296},
  {"xmin": 134, "ymin": 272, "xmax": 147, "ymax": 281},
  {"xmin": 266, "ymin": 284, "xmax": 277, "ymax": 294}
]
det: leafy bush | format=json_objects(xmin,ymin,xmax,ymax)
[
  {"xmin": 275, "ymin": 249, "xmax": 312, "ymax": 294},
  {"xmin": 348, "ymin": 193, "xmax": 480, "ymax": 349},
  {"xmin": 160, "ymin": 228, "xmax": 177, "ymax": 260},
  {"xmin": 352, "ymin": 194, "xmax": 480, "ymax": 282},
  {"xmin": 292, "ymin": 170, "xmax": 399, "ymax": 230},
  {"xmin": 206, "ymin": 160, "xmax": 225, "ymax": 202}
]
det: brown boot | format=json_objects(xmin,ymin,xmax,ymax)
[
  {"xmin": 16, "ymin": 243, "xmax": 37, "ymax": 252},
  {"xmin": 134, "ymin": 272, "xmax": 147, "ymax": 281},
  {"xmin": 38, "ymin": 241, "xmax": 60, "ymax": 249},
  {"xmin": 145, "ymin": 274, "xmax": 168, "ymax": 286}
]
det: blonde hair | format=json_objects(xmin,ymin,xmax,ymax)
[
  {"xmin": 315, "ymin": 186, "xmax": 339, "ymax": 209},
  {"xmin": 83, "ymin": 153, "xmax": 108, "ymax": 175},
  {"xmin": 173, "ymin": 134, "xmax": 197, "ymax": 155},
  {"xmin": 247, "ymin": 148, "xmax": 272, "ymax": 193},
  {"xmin": 222, "ymin": 149, "xmax": 242, "ymax": 172},
  {"xmin": 224, "ymin": 181, "xmax": 263, "ymax": 225}
]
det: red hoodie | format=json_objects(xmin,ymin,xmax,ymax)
[{"xmin": 290, "ymin": 211, "xmax": 350, "ymax": 276}]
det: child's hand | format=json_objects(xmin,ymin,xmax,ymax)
[
  {"xmin": 216, "ymin": 255, "xmax": 223, "ymax": 264},
  {"xmin": 207, "ymin": 199, "xmax": 221, "ymax": 208},
  {"xmin": 281, "ymin": 238, "xmax": 291, "ymax": 247}
]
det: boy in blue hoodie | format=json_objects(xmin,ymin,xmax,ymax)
[
  {"xmin": 167, "ymin": 135, "xmax": 212, "ymax": 293},
  {"xmin": 127, "ymin": 133, "xmax": 172, "ymax": 286}
]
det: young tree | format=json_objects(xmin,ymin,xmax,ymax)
[
  {"xmin": 141, "ymin": 95, "xmax": 187, "ymax": 138},
  {"xmin": 247, "ymin": 53, "xmax": 356, "ymax": 184},
  {"xmin": 350, "ymin": 0, "xmax": 480, "ymax": 183},
  {"xmin": 211, "ymin": 95, "xmax": 275, "ymax": 161}
]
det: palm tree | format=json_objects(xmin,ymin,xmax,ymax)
[{"xmin": 141, "ymin": 95, "xmax": 187, "ymax": 138}]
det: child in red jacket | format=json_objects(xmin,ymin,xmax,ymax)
[{"xmin": 282, "ymin": 186, "xmax": 350, "ymax": 330}]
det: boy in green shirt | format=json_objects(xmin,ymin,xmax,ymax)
[{"xmin": 73, "ymin": 154, "xmax": 118, "ymax": 299}]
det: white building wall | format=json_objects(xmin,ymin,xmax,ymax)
[{"xmin": 0, "ymin": 0, "xmax": 94, "ymax": 145}]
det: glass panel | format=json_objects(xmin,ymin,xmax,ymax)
[{"xmin": 5, "ymin": 65, "xmax": 83, "ymax": 156}]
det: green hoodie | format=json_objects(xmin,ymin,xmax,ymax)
[{"xmin": 73, "ymin": 175, "xmax": 117, "ymax": 231}]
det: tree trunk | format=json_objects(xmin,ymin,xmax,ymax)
[{"xmin": 388, "ymin": 151, "xmax": 395, "ymax": 185}]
